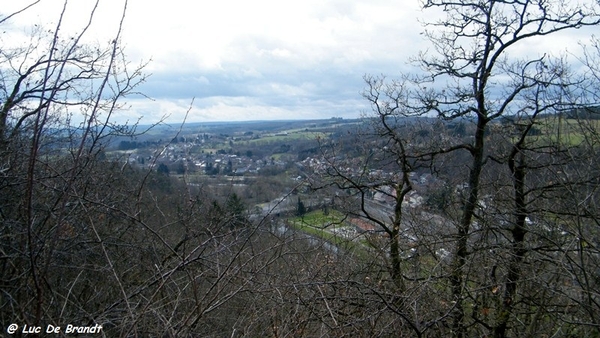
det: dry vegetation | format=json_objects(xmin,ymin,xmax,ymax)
[{"xmin": 2, "ymin": 1, "xmax": 600, "ymax": 337}]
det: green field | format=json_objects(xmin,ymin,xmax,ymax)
[
  {"xmin": 510, "ymin": 117, "xmax": 600, "ymax": 147},
  {"xmin": 288, "ymin": 210, "xmax": 372, "ymax": 258},
  {"xmin": 245, "ymin": 131, "xmax": 326, "ymax": 145},
  {"xmin": 541, "ymin": 118, "xmax": 600, "ymax": 145}
]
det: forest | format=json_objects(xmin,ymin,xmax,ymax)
[{"xmin": 2, "ymin": 1, "xmax": 600, "ymax": 337}]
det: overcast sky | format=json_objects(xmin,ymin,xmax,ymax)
[{"xmin": 1, "ymin": 1, "xmax": 596, "ymax": 124}]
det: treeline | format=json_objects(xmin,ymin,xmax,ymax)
[{"xmin": 562, "ymin": 106, "xmax": 600, "ymax": 119}]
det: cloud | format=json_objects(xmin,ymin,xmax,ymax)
[
  {"xmin": 3, "ymin": 0, "xmax": 597, "ymax": 124},
  {"xmin": 119, "ymin": 0, "xmax": 425, "ymax": 123},
  {"xmin": 1, "ymin": 0, "xmax": 424, "ymax": 123}
]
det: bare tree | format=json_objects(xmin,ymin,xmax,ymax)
[
  {"xmin": 407, "ymin": 1, "xmax": 600, "ymax": 336},
  {"xmin": 0, "ymin": 0, "xmax": 153, "ymax": 331},
  {"xmin": 0, "ymin": 5, "xmax": 350, "ymax": 336},
  {"xmin": 311, "ymin": 1, "xmax": 600, "ymax": 337}
]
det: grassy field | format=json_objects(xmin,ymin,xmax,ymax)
[
  {"xmin": 245, "ymin": 131, "xmax": 326, "ymax": 145},
  {"xmin": 288, "ymin": 210, "xmax": 373, "ymax": 258},
  {"xmin": 292, "ymin": 209, "xmax": 345, "ymax": 227},
  {"xmin": 527, "ymin": 117, "xmax": 600, "ymax": 147}
]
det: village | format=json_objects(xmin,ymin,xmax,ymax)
[{"xmin": 108, "ymin": 119, "xmax": 459, "ymax": 256}]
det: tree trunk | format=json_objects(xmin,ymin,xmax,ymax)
[
  {"xmin": 451, "ymin": 116, "xmax": 487, "ymax": 338},
  {"xmin": 494, "ymin": 146, "xmax": 528, "ymax": 337}
]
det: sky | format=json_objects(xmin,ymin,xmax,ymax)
[{"xmin": 1, "ymin": 0, "xmax": 597, "ymax": 124}]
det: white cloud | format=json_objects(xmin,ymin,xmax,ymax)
[
  {"xmin": 2, "ymin": 0, "xmax": 598, "ymax": 124},
  {"xmin": 1, "ymin": 0, "xmax": 423, "ymax": 123}
]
